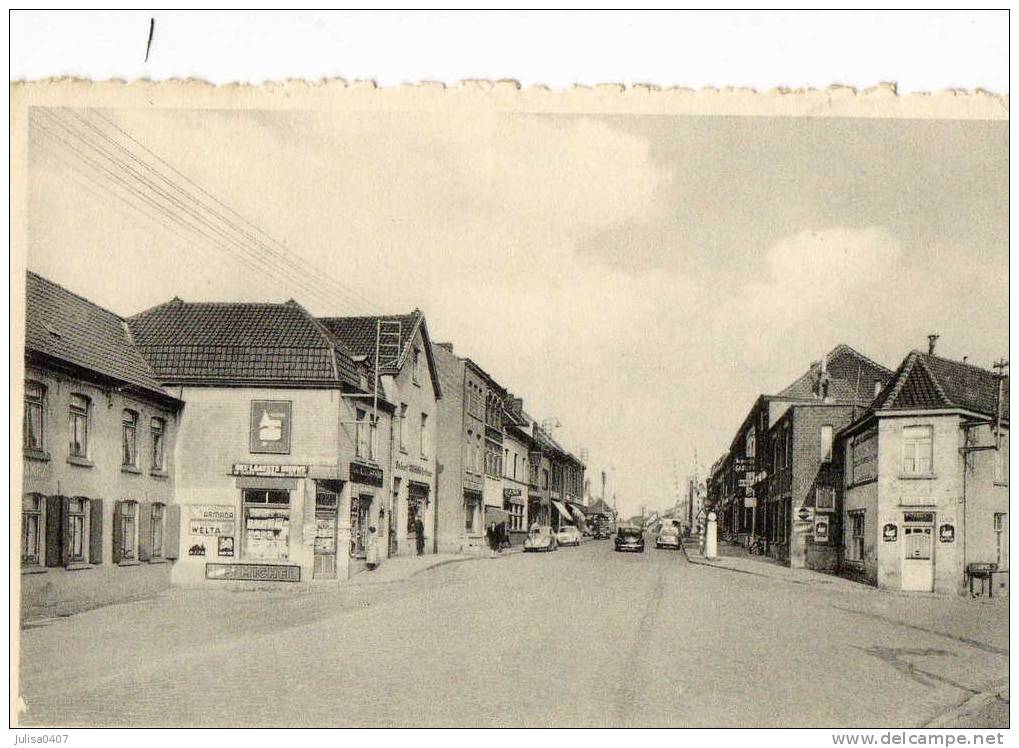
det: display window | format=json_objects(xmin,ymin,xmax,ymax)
[{"xmin": 242, "ymin": 489, "xmax": 291, "ymax": 561}]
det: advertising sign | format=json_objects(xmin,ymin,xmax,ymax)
[
  {"xmin": 232, "ymin": 463, "xmax": 308, "ymax": 478},
  {"xmin": 249, "ymin": 400, "xmax": 293, "ymax": 454},
  {"xmin": 883, "ymin": 523, "xmax": 898, "ymax": 542},
  {"xmin": 796, "ymin": 507, "xmax": 814, "ymax": 523},
  {"xmin": 814, "ymin": 516, "xmax": 830, "ymax": 543},
  {"xmin": 350, "ymin": 461, "xmax": 384, "ymax": 487},
  {"xmin": 939, "ymin": 524, "xmax": 955, "ymax": 543},
  {"xmin": 744, "ymin": 497, "xmax": 757, "ymax": 508},
  {"xmin": 503, "ymin": 487, "xmax": 522, "ymax": 498},
  {"xmin": 734, "ymin": 457, "xmax": 754, "ymax": 472},
  {"xmin": 190, "ymin": 504, "xmax": 236, "ymax": 521},
  {"xmin": 206, "ymin": 563, "xmax": 301, "ymax": 582},
  {"xmin": 190, "ymin": 520, "xmax": 235, "ymax": 537},
  {"xmin": 217, "ymin": 536, "xmax": 235, "ymax": 557}
]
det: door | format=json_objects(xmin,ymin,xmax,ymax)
[
  {"xmin": 902, "ymin": 525, "xmax": 934, "ymax": 591},
  {"xmin": 313, "ymin": 490, "xmax": 338, "ymax": 579}
]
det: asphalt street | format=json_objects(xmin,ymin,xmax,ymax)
[{"xmin": 17, "ymin": 539, "xmax": 1009, "ymax": 727}]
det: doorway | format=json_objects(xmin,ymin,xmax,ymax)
[
  {"xmin": 313, "ymin": 488, "xmax": 338, "ymax": 579},
  {"xmin": 902, "ymin": 513, "xmax": 935, "ymax": 592}
]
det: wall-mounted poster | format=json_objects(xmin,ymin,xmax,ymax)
[
  {"xmin": 249, "ymin": 400, "xmax": 293, "ymax": 454},
  {"xmin": 883, "ymin": 523, "xmax": 898, "ymax": 542},
  {"xmin": 218, "ymin": 536, "xmax": 235, "ymax": 557},
  {"xmin": 813, "ymin": 516, "xmax": 830, "ymax": 543},
  {"xmin": 939, "ymin": 524, "xmax": 955, "ymax": 543}
]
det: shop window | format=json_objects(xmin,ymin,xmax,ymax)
[
  {"xmin": 21, "ymin": 493, "xmax": 44, "ymax": 566},
  {"xmin": 150, "ymin": 503, "xmax": 165, "ymax": 559},
  {"xmin": 420, "ymin": 412, "xmax": 428, "ymax": 458},
  {"xmin": 122, "ymin": 410, "xmax": 139, "ymax": 467},
  {"xmin": 151, "ymin": 417, "xmax": 166, "ymax": 470},
  {"xmin": 847, "ymin": 511, "xmax": 865, "ymax": 562},
  {"xmin": 68, "ymin": 393, "xmax": 90, "ymax": 458},
  {"xmin": 820, "ymin": 425, "xmax": 833, "ymax": 463},
  {"xmin": 24, "ymin": 381, "xmax": 45, "ymax": 452},
  {"xmin": 994, "ymin": 513, "xmax": 1008, "ymax": 569},
  {"xmin": 242, "ymin": 489, "xmax": 291, "ymax": 561},
  {"xmin": 902, "ymin": 425, "xmax": 933, "ymax": 475}
]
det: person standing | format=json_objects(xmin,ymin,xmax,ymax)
[
  {"xmin": 413, "ymin": 514, "xmax": 426, "ymax": 556},
  {"xmin": 366, "ymin": 525, "xmax": 380, "ymax": 570}
]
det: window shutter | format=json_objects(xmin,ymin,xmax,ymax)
[
  {"xmin": 60, "ymin": 495, "xmax": 72, "ymax": 567},
  {"xmin": 44, "ymin": 495, "xmax": 62, "ymax": 567},
  {"xmin": 164, "ymin": 505, "xmax": 181, "ymax": 560},
  {"xmin": 89, "ymin": 498, "xmax": 104, "ymax": 565},
  {"xmin": 138, "ymin": 502, "xmax": 153, "ymax": 562},
  {"xmin": 112, "ymin": 501, "xmax": 124, "ymax": 564}
]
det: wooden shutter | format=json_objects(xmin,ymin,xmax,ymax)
[
  {"xmin": 44, "ymin": 495, "xmax": 62, "ymax": 567},
  {"xmin": 138, "ymin": 502, "xmax": 153, "ymax": 562},
  {"xmin": 89, "ymin": 498, "xmax": 104, "ymax": 565},
  {"xmin": 59, "ymin": 495, "xmax": 72, "ymax": 567},
  {"xmin": 164, "ymin": 504, "xmax": 181, "ymax": 560},
  {"xmin": 112, "ymin": 501, "xmax": 124, "ymax": 564}
]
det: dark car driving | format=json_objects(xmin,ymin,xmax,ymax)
[{"xmin": 614, "ymin": 525, "xmax": 645, "ymax": 553}]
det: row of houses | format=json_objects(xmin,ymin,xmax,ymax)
[
  {"xmin": 19, "ymin": 272, "xmax": 586, "ymax": 615},
  {"xmin": 706, "ymin": 342, "xmax": 1009, "ymax": 597}
]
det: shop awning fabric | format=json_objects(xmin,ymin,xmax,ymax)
[
  {"xmin": 552, "ymin": 501, "xmax": 572, "ymax": 521},
  {"xmin": 484, "ymin": 506, "xmax": 511, "ymax": 526},
  {"xmin": 568, "ymin": 505, "xmax": 587, "ymax": 525}
]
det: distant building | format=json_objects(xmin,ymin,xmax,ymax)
[
  {"xmin": 836, "ymin": 350, "xmax": 1009, "ymax": 596},
  {"xmin": 129, "ymin": 297, "xmax": 390, "ymax": 584},
  {"xmin": 21, "ymin": 273, "xmax": 183, "ymax": 616}
]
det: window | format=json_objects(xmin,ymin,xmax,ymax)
[
  {"xmin": 995, "ymin": 433, "xmax": 1008, "ymax": 484},
  {"xmin": 68, "ymin": 498, "xmax": 89, "ymax": 562},
  {"xmin": 542, "ymin": 468, "xmax": 549, "ymax": 490},
  {"xmin": 21, "ymin": 494, "xmax": 44, "ymax": 566},
  {"xmin": 24, "ymin": 381, "xmax": 45, "ymax": 451},
  {"xmin": 399, "ymin": 404, "xmax": 408, "ymax": 452},
  {"xmin": 68, "ymin": 393, "xmax": 89, "ymax": 458},
  {"xmin": 994, "ymin": 513, "xmax": 1008, "ymax": 568},
  {"xmin": 122, "ymin": 410, "xmax": 139, "ymax": 467},
  {"xmin": 513, "ymin": 454, "xmax": 518, "ymax": 480},
  {"xmin": 746, "ymin": 429, "xmax": 755, "ymax": 459},
  {"xmin": 119, "ymin": 501, "xmax": 137, "ymax": 560},
  {"xmin": 412, "ymin": 347, "xmax": 422, "ymax": 385},
  {"xmin": 150, "ymin": 503, "xmax": 165, "ymax": 558},
  {"xmin": 820, "ymin": 425, "xmax": 834, "ymax": 463},
  {"xmin": 815, "ymin": 486, "xmax": 836, "ymax": 511},
  {"xmin": 419, "ymin": 413, "xmax": 428, "ymax": 458},
  {"xmin": 242, "ymin": 489, "xmax": 291, "ymax": 561},
  {"xmin": 465, "ymin": 429, "xmax": 475, "ymax": 472},
  {"xmin": 902, "ymin": 425, "xmax": 933, "ymax": 475},
  {"xmin": 356, "ymin": 409, "xmax": 375, "ymax": 460},
  {"xmin": 847, "ymin": 511, "xmax": 866, "ymax": 562},
  {"xmin": 151, "ymin": 417, "xmax": 166, "ymax": 470}
]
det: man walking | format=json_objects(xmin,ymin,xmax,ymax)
[{"xmin": 414, "ymin": 514, "xmax": 426, "ymax": 556}]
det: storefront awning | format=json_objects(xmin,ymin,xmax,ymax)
[
  {"xmin": 568, "ymin": 505, "xmax": 587, "ymax": 524},
  {"xmin": 552, "ymin": 501, "xmax": 572, "ymax": 521},
  {"xmin": 485, "ymin": 506, "xmax": 511, "ymax": 526}
]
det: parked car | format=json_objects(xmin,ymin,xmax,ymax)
[
  {"xmin": 614, "ymin": 526, "xmax": 645, "ymax": 553},
  {"xmin": 523, "ymin": 525, "xmax": 558, "ymax": 552},
  {"xmin": 656, "ymin": 523, "xmax": 681, "ymax": 550},
  {"xmin": 556, "ymin": 525, "xmax": 582, "ymax": 547}
]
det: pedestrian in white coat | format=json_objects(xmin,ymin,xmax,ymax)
[{"xmin": 366, "ymin": 525, "xmax": 381, "ymax": 570}]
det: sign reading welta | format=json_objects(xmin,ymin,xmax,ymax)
[
  {"xmin": 249, "ymin": 400, "xmax": 293, "ymax": 454},
  {"xmin": 232, "ymin": 463, "xmax": 309, "ymax": 478}
]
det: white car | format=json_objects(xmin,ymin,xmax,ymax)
[
  {"xmin": 656, "ymin": 525, "xmax": 681, "ymax": 549},
  {"xmin": 524, "ymin": 525, "xmax": 558, "ymax": 552},
  {"xmin": 556, "ymin": 525, "xmax": 582, "ymax": 547}
]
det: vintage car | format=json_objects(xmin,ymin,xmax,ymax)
[
  {"xmin": 523, "ymin": 525, "xmax": 558, "ymax": 552},
  {"xmin": 614, "ymin": 525, "xmax": 645, "ymax": 553},
  {"xmin": 555, "ymin": 525, "xmax": 582, "ymax": 547},
  {"xmin": 655, "ymin": 523, "xmax": 682, "ymax": 549}
]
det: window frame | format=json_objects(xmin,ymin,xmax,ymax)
[
  {"xmin": 820, "ymin": 425, "xmax": 834, "ymax": 463},
  {"xmin": 412, "ymin": 347, "xmax": 422, "ymax": 385},
  {"xmin": 21, "ymin": 493, "xmax": 44, "ymax": 566},
  {"xmin": 419, "ymin": 412, "xmax": 428, "ymax": 459},
  {"xmin": 994, "ymin": 512, "xmax": 1008, "ymax": 568},
  {"xmin": 150, "ymin": 502, "xmax": 166, "ymax": 559},
  {"xmin": 847, "ymin": 510, "xmax": 866, "ymax": 563},
  {"xmin": 24, "ymin": 380, "xmax": 45, "ymax": 452},
  {"xmin": 68, "ymin": 497, "xmax": 90, "ymax": 563},
  {"xmin": 68, "ymin": 393, "xmax": 90, "ymax": 459},
  {"xmin": 120, "ymin": 500, "xmax": 138, "ymax": 561},
  {"xmin": 399, "ymin": 403, "xmax": 408, "ymax": 453},
  {"xmin": 122, "ymin": 409, "xmax": 139, "ymax": 468},
  {"xmin": 901, "ymin": 425, "xmax": 934, "ymax": 476},
  {"xmin": 150, "ymin": 416, "xmax": 166, "ymax": 471}
]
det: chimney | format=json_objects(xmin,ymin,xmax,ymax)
[
  {"xmin": 927, "ymin": 334, "xmax": 939, "ymax": 355},
  {"xmin": 436, "ymin": 342, "xmax": 454, "ymax": 353}
]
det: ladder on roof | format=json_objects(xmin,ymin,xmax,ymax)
[{"xmin": 378, "ymin": 319, "xmax": 402, "ymax": 372}]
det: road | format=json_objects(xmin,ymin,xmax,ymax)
[{"xmin": 17, "ymin": 539, "xmax": 1009, "ymax": 727}]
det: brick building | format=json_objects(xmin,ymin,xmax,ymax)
[
  {"xmin": 837, "ymin": 350, "xmax": 1009, "ymax": 596},
  {"xmin": 129, "ymin": 297, "xmax": 391, "ymax": 584},
  {"xmin": 320, "ymin": 310, "xmax": 442, "ymax": 557},
  {"xmin": 21, "ymin": 272, "xmax": 183, "ymax": 617}
]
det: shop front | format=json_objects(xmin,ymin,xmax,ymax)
[
  {"xmin": 393, "ymin": 458, "xmax": 434, "ymax": 556},
  {"xmin": 348, "ymin": 460, "xmax": 385, "ymax": 572}
]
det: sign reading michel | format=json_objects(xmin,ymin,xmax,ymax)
[{"xmin": 249, "ymin": 400, "xmax": 292, "ymax": 454}]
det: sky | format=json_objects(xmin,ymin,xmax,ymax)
[{"xmin": 26, "ymin": 107, "xmax": 1008, "ymax": 520}]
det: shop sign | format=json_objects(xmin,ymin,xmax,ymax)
[
  {"xmin": 796, "ymin": 507, "xmax": 814, "ymax": 522},
  {"xmin": 190, "ymin": 504, "xmax": 236, "ymax": 521},
  {"xmin": 503, "ymin": 487, "xmax": 522, "ymax": 498},
  {"xmin": 190, "ymin": 520, "xmax": 235, "ymax": 537},
  {"xmin": 188, "ymin": 543, "xmax": 206, "ymax": 556},
  {"xmin": 883, "ymin": 523, "xmax": 898, "ymax": 542},
  {"xmin": 205, "ymin": 563, "xmax": 301, "ymax": 582},
  {"xmin": 350, "ymin": 461, "xmax": 384, "ymax": 487},
  {"xmin": 232, "ymin": 463, "xmax": 308, "ymax": 478},
  {"xmin": 734, "ymin": 457, "xmax": 754, "ymax": 472},
  {"xmin": 939, "ymin": 524, "xmax": 955, "ymax": 543},
  {"xmin": 814, "ymin": 516, "xmax": 830, "ymax": 543},
  {"xmin": 249, "ymin": 400, "xmax": 293, "ymax": 454},
  {"xmin": 744, "ymin": 497, "xmax": 757, "ymax": 508},
  {"xmin": 217, "ymin": 536, "xmax": 235, "ymax": 557},
  {"xmin": 395, "ymin": 460, "xmax": 433, "ymax": 477},
  {"xmin": 903, "ymin": 511, "xmax": 935, "ymax": 524},
  {"xmin": 744, "ymin": 486, "xmax": 755, "ymax": 497}
]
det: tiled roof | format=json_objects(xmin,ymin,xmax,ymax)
[
  {"xmin": 25, "ymin": 272, "xmax": 174, "ymax": 401},
  {"xmin": 874, "ymin": 351, "xmax": 1009, "ymax": 420},
  {"xmin": 128, "ymin": 298, "xmax": 362, "ymax": 386},
  {"xmin": 777, "ymin": 344, "xmax": 891, "ymax": 404}
]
